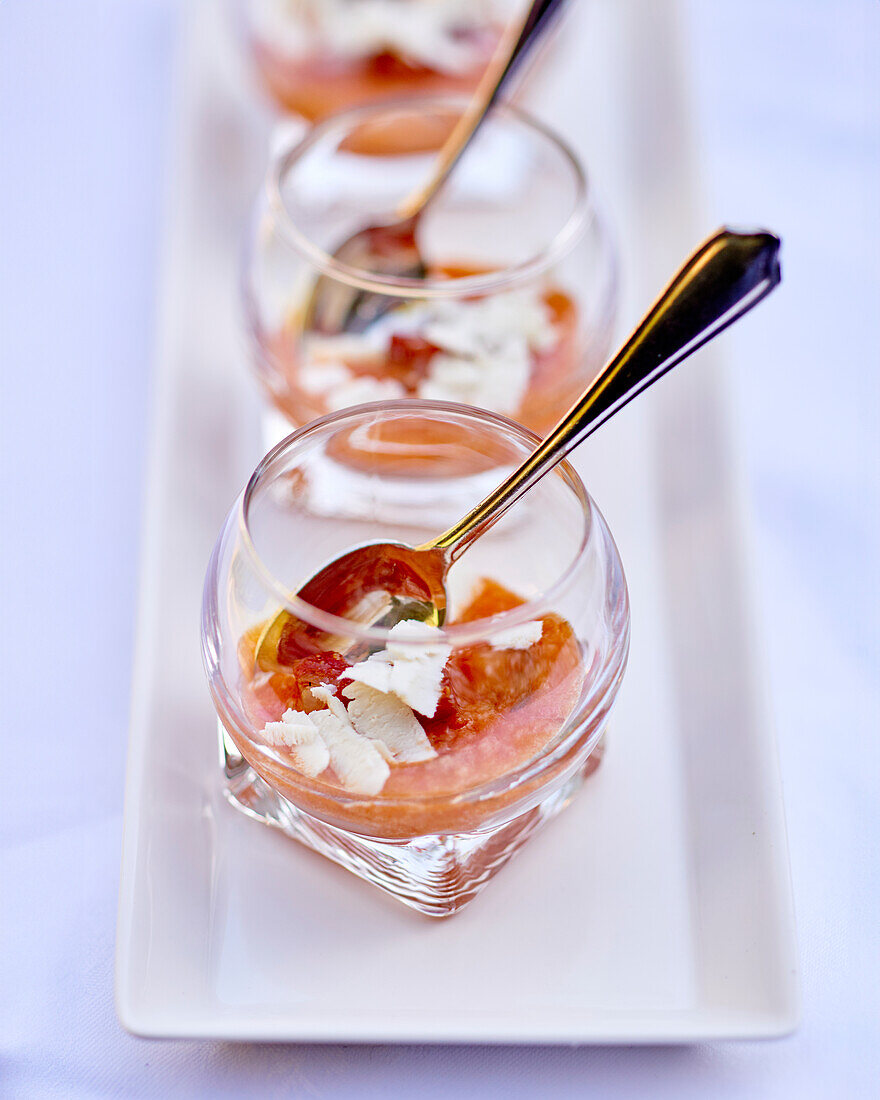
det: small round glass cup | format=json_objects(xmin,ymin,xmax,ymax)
[
  {"xmin": 242, "ymin": 97, "xmax": 618, "ymax": 441},
  {"xmin": 240, "ymin": 0, "xmax": 513, "ymax": 122},
  {"xmin": 202, "ymin": 402, "xmax": 629, "ymax": 916}
]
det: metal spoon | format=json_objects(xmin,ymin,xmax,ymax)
[
  {"xmin": 255, "ymin": 227, "xmax": 781, "ymax": 668},
  {"xmin": 304, "ymin": 0, "xmax": 568, "ymax": 335}
]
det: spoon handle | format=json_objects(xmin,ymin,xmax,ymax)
[
  {"xmin": 427, "ymin": 227, "xmax": 781, "ymax": 559},
  {"xmin": 396, "ymin": 0, "xmax": 567, "ymax": 221}
]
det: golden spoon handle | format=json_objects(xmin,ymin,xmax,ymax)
[
  {"xmin": 424, "ymin": 227, "xmax": 782, "ymax": 560},
  {"xmin": 396, "ymin": 0, "xmax": 566, "ymax": 222}
]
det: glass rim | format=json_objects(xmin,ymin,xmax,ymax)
[
  {"xmin": 265, "ymin": 95, "xmax": 592, "ymax": 300},
  {"xmin": 237, "ymin": 399, "xmax": 604, "ymax": 647},
  {"xmin": 203, "ymin": 401, "xmax": 631, "ymax": 810}
]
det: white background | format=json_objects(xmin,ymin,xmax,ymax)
[{"xmin": 1, "ymin": 1, "xmax": 877, "ymax": 1096}]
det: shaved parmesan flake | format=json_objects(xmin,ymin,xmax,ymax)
[
  {"xmin": 260, "ymin": 708, "xmax": 330, "ymax": 776},
  {"xmin": 490, "ymin": 621, "xmax": 544, "ymax": 650},
  {"xmin": 416, "ymin": 288, "xmax": 557, "ymax": 415},
  {"xmin": 347, "ymin": 620, "xmax": 451, "ymax": 718},
  {"xmin": 342, "ymin": 681, "xmax": 437, "ymax": 763},
  {"xmin": 384, "ymin": 619, "xmax": 449, "ymax": 652},
  {"xmin": 310, "ymin": 684, "xmax": 390, "ymax": 795},
  {"xmin": 299, "ymin": 360, "xmax": 352, "ymax": 396}
]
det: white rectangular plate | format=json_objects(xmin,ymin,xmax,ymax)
[{"xmin": 115, "ymin": 0, "xmax": 799, "ymax": 1042}]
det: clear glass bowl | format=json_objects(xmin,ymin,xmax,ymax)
[
  {"xmin": 242, "ymin": 96, "xmax": 618, "ymax": 439},
  {"xmin": 201, "ymin": 403, "xmax": 629, "ymax": 915},
  {"xmin": 241, "ymin": 0, "xmax": 513, "ymax": 121}
]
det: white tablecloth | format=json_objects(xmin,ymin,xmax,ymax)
[{"xmin": 1, "ymin": 1, "xmax": 877, "ymax": 1095}]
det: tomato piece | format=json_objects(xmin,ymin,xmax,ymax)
[
  {"xmin": 269, "ymin": 652, "xmax": 350, "ymax": 712},
  {"xmin": 386, "ymin": 333, "xmax": 439, "ymax": 390},
  {"xmin": 420, "ymin": 580, "xmax": 580, "ymax": 752},
  {"xmin": 368, "ymin": 50, "xmax": 428, "ymax": 78}
]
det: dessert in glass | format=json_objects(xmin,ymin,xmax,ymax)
[
  {"xmin": 201, "ymin": 402, "xmax": 629, "ymax": 915},
  {"xmin": 243, "ymin": 97, "xmax": 618, "ymax": 440},
  {"xmin": 243, "ymin": 0, "xmax": 520, "ymax": 122}
]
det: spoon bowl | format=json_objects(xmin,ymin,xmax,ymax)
[
  {"xmin": 253, "ymin": 542, "xmax": 449, "ymax": 670},
  {"xmin": 304, "ymin": 218, "xmax": 424, "ymax": 335}
]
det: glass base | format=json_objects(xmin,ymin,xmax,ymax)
[{"xmin": 220, "ymin": 726, "xmax": 603, "ymax": 917}]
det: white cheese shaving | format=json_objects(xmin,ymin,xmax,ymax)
[
  {"xmin": 417, "ymin": 289, "xmax": 557, "ymax": 415},
  {"xmin": 341, "ymin": 651, "xmax": 395, "ymax": 694},
  {"xmin": 423, "ymin": 289, "xmax": 558, "ymax": 358},
  {"xmin": 418, "ymin": 342, "xmax": 531, "ymax": 416},
  {"xmin": 306, "ymin": 333, "xmax": 382, "ymax": 364},
  {"xmin": 490, "ymin": 620, "xmax": 544, "ymax": 650},
  {"xmin": 342, "ymin": 681, "xmax": 437, "ymax": 763},
  {"xmin": 297, "ymin": 285, "xmax": 558, "ymax": 417},
  {"xmin": 298, "ymin": 360, "xmax": 353, "ymax": 395},
  {"xmin": 260, "ymin": 708, "xmax": 331, "ymax": 776},
  {"xmin": 346, "ymin": 620, "xmax": 451, "ymax": 717},
  {"xmin": 310, "ymin": 684, "xmax": 391, "ymax": 795}
]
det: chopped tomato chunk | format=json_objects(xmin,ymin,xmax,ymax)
[
  {"xmin": 269, "ymin": 652, "xmax": 350, "ymax": 713},
  {"xmin": 386, "ymin": 333, "xmax": 439, "ymax": 390}
]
